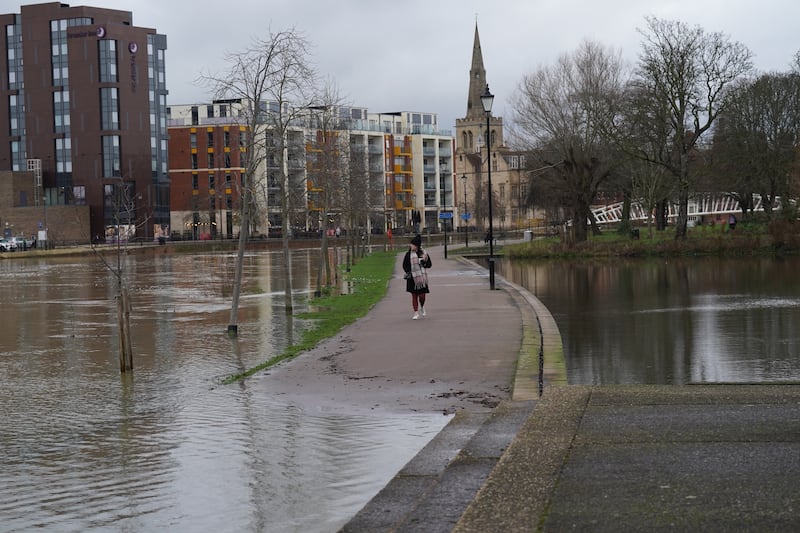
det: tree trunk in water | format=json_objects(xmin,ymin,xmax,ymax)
[
  {"xmin": 118, "ymin": 286, "xmax": 133, "ymax": 373},
  {"xmin": 316, "ymin": 231, "xmax": 329, "ymax": 297},
  {"xmin": 282, "ymin": 230, "xmax": 293, "ymax": 315},
  {"xmin": 227, "ymin": 203, "xmax": 249, "ymax": 337}
]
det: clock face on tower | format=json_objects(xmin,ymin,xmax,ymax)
[
  {"xmin": 96, "ymin": 26, "xmax": 105, "ymax": 38},
  {"xmin": 129, "ymin": 42, "xmax": 138, "ymax": 54}
]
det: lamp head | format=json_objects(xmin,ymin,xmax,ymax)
[{"xmin": 480, "ymin": 84, "xmax": 494, "ymax": 114}]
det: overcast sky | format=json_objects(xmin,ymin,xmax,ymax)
[{"xmin": 12, "ymin": 0, "xmax": 800, "ymax": 129}]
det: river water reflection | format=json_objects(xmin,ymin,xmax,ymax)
[
  {"xmin": 0, "ymin": 250, "xmax": 447, "ymax": 532},
  {"xmin": 496, "ymin": 255, "xmax": 800, "ymax": 385}
]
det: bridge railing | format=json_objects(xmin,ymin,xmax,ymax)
[{"xmin": 592, "ymin": 193, "xmax": 783, "ymax": 225}]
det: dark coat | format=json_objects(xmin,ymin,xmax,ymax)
[{"xmin": 402, "ymin": 249, "xmax": 432, "ymax": 294}]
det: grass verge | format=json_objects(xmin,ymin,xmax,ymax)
[
  {"xmin": 505, "ymin": 220, "xmax": 800, "ymax": 260},
  {"xmin": 221, "ymin": 250, "xmax": 398, "ymax": 384}
]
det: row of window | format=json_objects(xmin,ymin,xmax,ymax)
[
  {"xmin": 191, "ymin": 173, "xmax": 236, "ymax": 191},
  {"xmin": 190, "ymin": 152, "xmax": 234, "ymax": 170},
  {"xmin": 190, "ymin": 130, "xmax": 233, "ymax": 149}
]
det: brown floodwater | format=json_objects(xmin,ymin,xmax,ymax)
[{"xmin": 0, "ymin": 249, "xmax": 448, "ymax": 532}]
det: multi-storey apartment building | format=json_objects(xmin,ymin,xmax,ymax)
[
  {"xmin": 0, "ymin": 2, "xmax": 169, "ymax": 242},
  {"xmin": 167, "ymin": 101, "xmax": 246, "ymax": 239},
  {"xmin": 167, "ymin": 101, "xmax": 454, "ymax": 239}
]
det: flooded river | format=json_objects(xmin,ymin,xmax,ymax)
[
  {"xmin": 4, "ymin": 248, "xmax": 799, "ymax": 531},
  {"xmin": 0, "ymin": 249, "xmax": 447, "ymax": 532},
  {"xmin": 497, "ymin": 255, "xmax": 800, "ymax": 385}
]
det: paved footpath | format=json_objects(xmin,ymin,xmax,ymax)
[
  {"xmin": 256, "ymin": 239, "xmax": 529, "ymax": 415},
  {"xmin": 258, "ymin": 240, "xmax": 800, "ymax": 532}
]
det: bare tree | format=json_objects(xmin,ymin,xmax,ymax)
[
  {"xmin": 635, "ymin": 17, "xmax": 753, "ymax": 239},
  {"xmin": 341, "ymin": 131, "xmax": 372, "ymax": 268},
  {"xmin": 200, "ymin": 28, "xmax": 317, "ymax": 334},
  {"xmin": 713, "ymin": 72, "xmax": 800, "ymax": 219},
  {"xmin": 88, "ymin": 179, "xmax": 142, "ymax": 372},
  {"xmin": 306, "ymin": 81, "xmax": 350, "ymax": 293},
  {"xmin": 510, "ymin": 40, "xmax": 626, "ymax": 243},
  {"xmin": 624, "ymin": 156, "xmax": 673, "ymax": 238}
]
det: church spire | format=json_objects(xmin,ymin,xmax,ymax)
[{"xmin": 466, "ymin": 23, "xmax": 488, "ymax": 121}]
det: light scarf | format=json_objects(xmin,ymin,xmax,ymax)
[{"xmin": 410, "ymin": 251, "xmax": 428, "ymax": 290}]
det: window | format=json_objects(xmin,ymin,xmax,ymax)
[
  {"xmin": 9, "ymin": 94, "xmax": 23, "ymax": 136},
  {"xmin": 55, "ymin": 137, "xmax": 72, "ymax": 173},
  {"xmin": 191, "ymin": 174, "xmax": 198, "ymax": 190},
  {"xmin": 102, "ymin": 135, "xmax": 121, "ymax": 177},
  {"xmin": 191, "ymin": 153, "xmax": 197, "ymax": 169},
  {"xmin": 207, "ymin": 105, "xmax": 214, "ymax": 118},
  {"xmin": 72, "ymin": 185, "xmax": 86, "ymax": 205},
  {"xmin": 190, "ymin": 132, "xmax": 197, "ymax": 149},
  {"xmin": 209, "ymin": 174, "xmax": 215, "ymax": 190},
  {"xmin": 191, "ymin": 106, "xmax": 198, "ymax": 125},
  {"xmin": 207, "ymin": 131, "xmax": 214, "ymax": 148},
  {"xmin": 53, "ymin": 89, "xmax": 70, "ymax": 134},
  {"xmin": 10, "ymin": 140, "xmax": 24, "ymax": 171},
  {"xmin": 98, "ymin": 40, "xmax": 118, "ymax": 82},
  {"xmin": 224, "ymin": 131, "xmax": 230, "ymax": 148},
  {"xmin": 100, "ymin": 87, "xmax": 119, "ymax": 130},
  {"xmin": 207, "ymin": 153, "xmax": 214, "ymax": 169}
]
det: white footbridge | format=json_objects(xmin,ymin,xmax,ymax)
[{"xmin": 591, "ymin": 194, "xmax": 785, "ymax": 225}]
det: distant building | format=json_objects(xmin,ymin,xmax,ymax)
[
  {"xmin": 0, "ymin": 2, "xmax": 169, "ymax": 242},
  {"xmin": 455, "ymin": 24, "xmax": 535, "ymax": 233},
  {"xmin": 167, "ymin": 102, "xmax": 246, "ymax": 240},
  {"xmin": 167, "ymin": 101, "xmax": 454, "ymax": 238}
]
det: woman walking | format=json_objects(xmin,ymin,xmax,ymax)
[{"xmin": 402, "ymin": 234, "xmax": 432, "ymax": 320}]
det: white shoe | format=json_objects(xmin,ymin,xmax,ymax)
[
  {"xmin": 421, "ymin": 307, "xmax": 426, "ymax": 317},
  {"xmin": 412, "ymin": 313, "xmax": 419, "ymax": 320}
]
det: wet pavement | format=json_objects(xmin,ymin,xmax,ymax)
[{"xmin": 338, "ymin": 242, "xmax": 800, "ymax": 532}]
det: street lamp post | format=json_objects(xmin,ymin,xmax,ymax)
[
  {"xmin": 481, "ymin": 84, "xmax": 496, "ymax": 290},
  {"xmin": 442, "ymin": 184, "xmax": 448, "ymax": 259},
  {"xmin": 461, "ymin": 174, "xmax": 468, "ymax": 247}
]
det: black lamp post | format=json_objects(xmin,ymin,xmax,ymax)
[
  {"xmin": 460, "ymin": 174, "xmax": 468, "ymax": 247},
  {"xmin": 442, "ymin": 183, "xmax": 448, "ymax": 259},
  {"xmin": 481, "ymin": 84, "xmax": 495, "ymax": 290}
]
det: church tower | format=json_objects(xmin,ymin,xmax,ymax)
[
  {"xmin": 456, "ymin": 24, "xmax": 503, "ymax": 155},
  {"xmin": 455, "ymin": 23, "xmax": 507, "ymax": 236}
]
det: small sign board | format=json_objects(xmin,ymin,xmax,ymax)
[
  {"xmin": 461, "ymin": 213, "xmax": 471, "ymax": 221},
  {"xmin": 439, "ymin": 212, "xmax": 453, "ymax": 219}
]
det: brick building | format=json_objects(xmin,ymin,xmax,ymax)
[
  {"xmin": 167, "ymin": 102, "xmax": 246, "ymax": 240},
  {"xmin": 0, "ymin": 2, "xmax": 169, "ymax": 242},
  {"xmin": 0, "ymin": 169, "xmax": 89, "ymax": 244}
]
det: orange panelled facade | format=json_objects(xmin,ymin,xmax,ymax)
[{"xmin": 385, "ymin": 135, "xmax": 414, "ymax": 213}]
